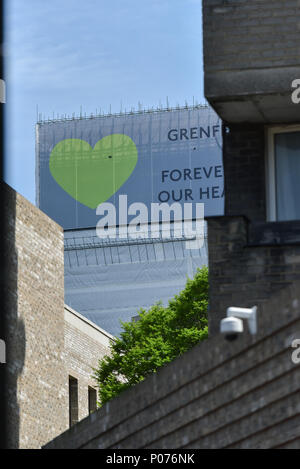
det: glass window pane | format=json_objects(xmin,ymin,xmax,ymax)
[
  {"xmin": 69, "ymin": 376, "xmax": 78, "ymax": 427},
  {"xmin": 88, "ymin": 387, "xmax": 97, "ymax": 415},
  {"xmin": 275, "ymin": 131, "xmax": 300, "ymax": 221}
]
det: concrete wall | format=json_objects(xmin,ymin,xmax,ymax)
[
  {"xmin": 203, "ymin": 0, "xmax": 300, "ymax": 123},
  {"xmin": 3, "ymin": 182, "xmax": 113, "ymax": 448},
  {"xmin": 44, "ymin": 279, "xmax": 300, "ymax": 449}
]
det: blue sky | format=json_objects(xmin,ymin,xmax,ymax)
[{"xmin": 4, "ymin": 0, "xmax": 204, "ymax": 204}]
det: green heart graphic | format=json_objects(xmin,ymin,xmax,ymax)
[{"xmin": 49, "ymin": 134, "xmax": 138, "ymax": 209}]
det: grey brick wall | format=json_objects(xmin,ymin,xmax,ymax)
[
  {"xmin": 203, "ymin": 0, "xmax": 300, "ymax": 123},
  {"xmin": 44, "ymin": 278, "xmax": 300, "ymax": 449},
  {"xmin": 207, "ymin": 216, "xmax": 300, "ymax": 335},
  {"xmin": 206, "ymin": 120, "xmax": 300, "ymax": 332},
  {"xmin": 222, "ymin": 124, "xmax": 266, "ymax": 221},
  {"xmin": 203, "ymin": 0, "xmax": 300, "ymax": 72}
]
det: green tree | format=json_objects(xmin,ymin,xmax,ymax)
[{"xmin": 93, "ymin": 266, "xmax": 208, "ymax": 405}]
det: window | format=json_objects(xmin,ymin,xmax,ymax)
[
  {"xmin": 267, "ymin": 126, "xmax": 300, "ymax": 221},
  {"xmin": 88, "ymin": 386, "xmax": 97, "ymax": 415},
  {"xmin": 69, "ymin": 376, "xmax": 78, "ymax": 427}
]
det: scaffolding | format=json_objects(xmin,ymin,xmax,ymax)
[{"xmin": 36, "ymin": 102, "xmax": 209, "ymax": 126}]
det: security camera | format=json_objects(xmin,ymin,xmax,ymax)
[
  {"xmin": 220, "ymin": 316, "xmax": 243, "ymax": 341},
  {"xmin": 220, "ymin": 306, "xmax": 257, "ymax": 341}
]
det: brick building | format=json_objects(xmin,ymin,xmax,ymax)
[
  {"xmin": 64, "ymin": 304, "xmax": 113, "ymax": 425},
  {"xmin": 3, "ymin": 182, "xmax": 113, "ymax": 448},
  {"xmin": 203, "ymin": 0, "xmax": 300, "ymax": 334}
]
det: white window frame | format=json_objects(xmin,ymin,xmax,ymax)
[{"xmin": 266, "ymin": 124, "xmax": 300, "ymax": 222}]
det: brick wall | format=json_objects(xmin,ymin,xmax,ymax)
[
  {"xmin": 44, "ymin": 278, "xmax": 300, "ymax": 449},
  {"xmin": 3, "ymin": 182, "xmax": 68, "ymax": 449},
  {"xmin": 64, "ymin": 305, "xmax": 114, "ymax": 423},
  {"xmin": 3, "ymin": 182, "xmax": 113, "ymax": 448},
  {"xmin": 222, "ymin": 124, "xmax": 266, "ymax": 221},
  {"xmin": 206, "ymin": 119, "xmax": 300, "ymax": 332},
  {"xmin": 207, "ymin": 216, "xmax": 300, "ymax": 334},
  {"xmin": 203, "ymin": 0, "xmax": 300, "ymax": 73}
]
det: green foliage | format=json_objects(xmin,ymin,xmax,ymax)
[{"xmin": 93, "ymin": 266, "xmax": 208, "ymax": 405}]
